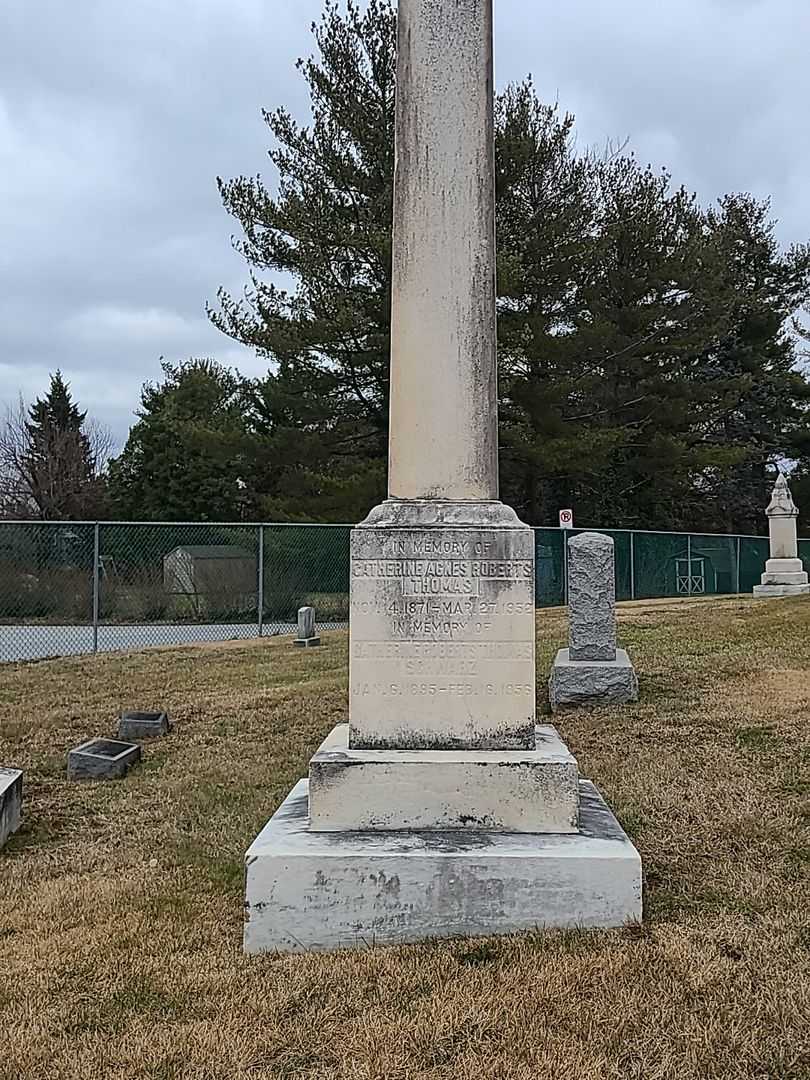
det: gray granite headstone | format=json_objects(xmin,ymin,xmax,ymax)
[
  {"xmin": 568, "ymin": 532, "xmax": 617, "ymax": 662},
  {"xmin": 549, "ymin": 531, "xmax": 637, "ymax": 711}
]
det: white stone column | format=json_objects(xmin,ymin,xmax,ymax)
[
  {"xmin": 388, "ymin": 0, "xmax": 498, "ymax": 503},
  {"xmin": 768, "ymin": 474, "xmax": 799, "ymax": 560},
  {"xmin": 349, "ymin": 0, "xmax": 533, "ymax": 751}
]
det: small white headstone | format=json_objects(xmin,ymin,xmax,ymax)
[{"xmin": 295, "ymin": 607, "xmax": 321, "ymax": 648}]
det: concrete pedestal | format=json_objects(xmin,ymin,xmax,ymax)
[
  {"xmin": 549, "ymin": 649, "xmax": 639, "ymax": 712},
  {"xmin": 0, "ymin": 768, "xmax": 22, "ymax": 849},
  {"xmin": 244, "ymin": 778, "xmax": 642, "ymax": 954},
  {"xmin": 309, "ymin": 724, "xmax": 579, "ymax": 834},
  {"xmin": 753, "ymin": 583, "xmax": 810, "ymax": 598},
  {"xmin": 753, "ymin": 558, "xmax": 809, "ymax": 598}
]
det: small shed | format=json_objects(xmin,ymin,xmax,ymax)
[
  {"xmin": 163, "ymin": 545, "xmax": 256, "ymax": 597},
  {"xmin": 671, "ymin": 540, "xmax": 736, "ymax": 596}
]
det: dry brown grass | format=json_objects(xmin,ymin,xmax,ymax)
[{"xmin": 1, "ymin": 596, "xmax": 809, "ymax": 1080}]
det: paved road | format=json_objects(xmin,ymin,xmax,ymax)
[{"xmin": 1, "ymin": 623, "xmax": 300, "ymax": 663}]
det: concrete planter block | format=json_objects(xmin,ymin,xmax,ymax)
[
  {"xmin": 118, "ymin": 711, "xmax": 171, "ymax": 739},
  {"xmin": 0, "ymin": 769, "xmax": 23, "ymax": 849},
  {"xmin": 309, "ymin": 724, "xmax": 579, "ymax": 834},
  {"xmin": 67, "ymin": 739, "xmax": 141, "ymax": 781},
  {"xmin": 244, "ymin": 778, "xmax": 642, "ymax": 954},
  {"xmin": 549, "ymin": 649, "xmax": 639, "ymax": 712}
]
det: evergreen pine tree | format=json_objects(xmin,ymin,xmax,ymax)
[
  {"xmin": 211, "ymin": 0, "xmax": 810, "ymax": 531},
  {"xmin": 690, "ymin": 196, "xmax": 810, "ymax": 533},
  {"xmin": 108, "ymin": 360, "xmax": 252, "ymax": 522},
  {"xmin": 211, "ymin": 0, "xmax": 396, "ymax": 520},
  {"xmin": 22, "ymin": 371, "xmax": 105, "ymax": 519}
]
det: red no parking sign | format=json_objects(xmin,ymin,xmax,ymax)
[{"xmin": 559, "ymin": 509, "xmax": 574, "ymax": 529}]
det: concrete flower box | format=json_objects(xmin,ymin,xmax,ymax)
[
  {"xmin": 67, "ymin": 739, "xmax": 142, "ymax": 781},
  {"xmin": 117, "ymin": 711, "xmax": 171, "ymax": 739}
]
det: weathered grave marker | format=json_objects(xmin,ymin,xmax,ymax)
[
  {"xmin": 549, "ymin": 533, "xmax": 638, "ymax": 710},
  {"xmin": 753, "ymin": 474, "xmax": 809, "ymax": 598}
]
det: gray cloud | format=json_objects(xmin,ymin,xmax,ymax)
[{"xmin": 1, "ymin": 0, "xmax": 808, "ymax": 446}]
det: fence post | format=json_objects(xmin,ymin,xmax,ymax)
[
  {"xmin": 92, "ymin": 522, "xmax": 100, "ymax": 654},
  {"xmin": 257, "ymin": 525, "xmax": 265, "ymax": 638},
  {"xmin": 687, "ymin": 534, "xmax": 692, "ymax": 596},
  {"xmin": 736, "ymin": 536, "xmax": 742, "ymax": 594},
  {"xmin": 629, "ymin": 531, "xmax": 636, "ymax": 601}
]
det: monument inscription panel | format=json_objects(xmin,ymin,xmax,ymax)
[{"xmin": 349, "ymin": 527, "xmax": 536, "ymax": 750}]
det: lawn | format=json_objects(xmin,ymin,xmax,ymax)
[{"xmin": 1, "ymin": 596, "xmax": 809, "ymax": 1080}]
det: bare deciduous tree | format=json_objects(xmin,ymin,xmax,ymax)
[{"xmin": 0, "ymin": 393, "xmax": 113, "ymax": 520}]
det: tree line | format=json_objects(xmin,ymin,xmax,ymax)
[{"xmin": 3, "ymin": 0, "xmax": 810, "ymax": 533}]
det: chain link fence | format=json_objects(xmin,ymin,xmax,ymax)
[{"xmin": 1, "ymin": 521, "xmax": 807, "ymax": 663}]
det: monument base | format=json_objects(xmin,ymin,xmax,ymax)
[
  {"xmin": 309, "ymin": 724, "xmax": 579, "ymax": 834},
  {"xmin": 244, "ymin": 778, "xmax": 642, "ymax": 954},
  {"xmin": 294, "ymin": 637, "xmax": 322, "ymax": 648},
  {"xmin": 753, "ymin": 583, "xmax": 810, "ymax": 598},
  {"xmin": 549, "ymin": 649, "xmax": 639, "ymax": 712},
  {"xmin": 753, "ymin": 558, "xmax": 809, "ymax": 598}
]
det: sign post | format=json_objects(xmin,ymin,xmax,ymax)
[{"xmin": 559, "ymin": 510, "xmax": 573, "ymax": 604}]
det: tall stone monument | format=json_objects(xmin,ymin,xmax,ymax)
[
  {"xmin": 753, "ymin": 474, "xmax": 809, "ymax": 598},
  {"xmin": 243, "ymin": 0, "xmax": 641, "ymax": 953},
  {"xmin": 549, "ymin": 533, "xmax": 639, "ymax": 710}
]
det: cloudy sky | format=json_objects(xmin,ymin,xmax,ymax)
[{"xmin": 1, "ymin": 0, "xmax": 808, "ymax": 447}]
